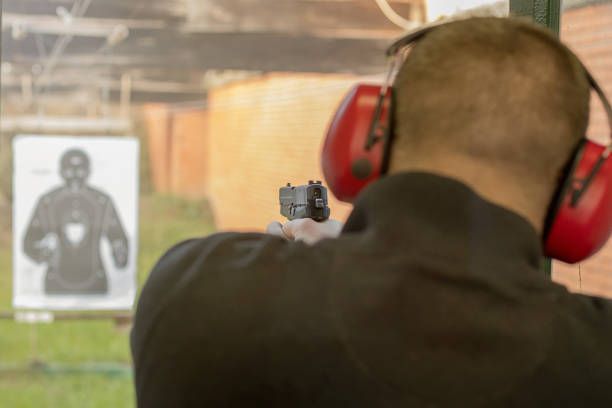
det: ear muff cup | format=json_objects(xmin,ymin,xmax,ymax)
[
  {"xmin": 544, "ymin": 140, "xmax": 612, "ymax": 263},
  {"xmin": 322, "ymin": 84, "xmax": 391, "ymax": 202}
]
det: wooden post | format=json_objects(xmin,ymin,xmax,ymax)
[{"xmin": 120, "ymin": 73, "xmax": 132, "ymax": 119}]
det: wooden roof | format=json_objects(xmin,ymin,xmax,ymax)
[{"xmin": 1, "ymin": 0, "xmax": 426, "ymax": 106}]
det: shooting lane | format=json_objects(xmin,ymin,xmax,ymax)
[{"xmin": 1, "ymin": 1, "xmax": 612, "ymax": 405}]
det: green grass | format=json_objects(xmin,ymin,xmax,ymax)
[
  {"xmin": 0, "ymin": 374, "xmax": 134, "ymax": 408},
  {"xmin": 0, "ymin": 194, "xmax": 215, "ymax": 407}
]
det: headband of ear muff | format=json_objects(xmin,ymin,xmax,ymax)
[{"xmin": 322, "ymin": 21, "xmax": 612, "ymax": 263}]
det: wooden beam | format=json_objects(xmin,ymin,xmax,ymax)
[
  {"xmin": 2, "ymin": 73, "xmax": 203, "ymax": 93},
  {"xmin": 183, "ymin": 0, "xmax": 425, "ymax": 35},
  {"xmin": 5, "ymin": 31, "xmax": 390, "ymax": 74},
  {"xmin": 3, "ymin": 1, "xmax": 424, "ymax": 40},
  {"xmin": 2, "ymin": 13, "xmax": 167, "ymax": 37},
  {"xmin": 1, "ymin": 116, "xmax": 131, "ymax": 133}
]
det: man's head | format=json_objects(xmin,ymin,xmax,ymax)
[
  {"xmin": 389, "ymin": 17, "xmax": 591, "ymax": 233},
  {"xmin": 60, "ymin": 149, "xmax": 90, "ymax": 189}
]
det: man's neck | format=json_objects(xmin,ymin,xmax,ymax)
[{"xmin": 389, "ymin": 156, "xmax": 553, "ymax": 236}]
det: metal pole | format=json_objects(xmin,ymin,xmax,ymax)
[
  {"xmin": 509, "ymin": 0, "xmax": 561, "ymax": 278},
  {"xmin": 509, "ymin": 0, "xmax": 561, "ymax": 35}
]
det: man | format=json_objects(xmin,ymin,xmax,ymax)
[{"xmin": 131, "ymin": 17, "xmax": 612, "ymax": 406}]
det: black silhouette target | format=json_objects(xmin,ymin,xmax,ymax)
[
  {"xmin": 13, "ymin": 136, "xmax": 139, "ymax": 310},
  {"xmin": 23, "ymin": 149, "xmax": 128, "ymax": 294},
  {"xmin": 23, "ymin": 149, "xmax": 129, "ymax": 295}
]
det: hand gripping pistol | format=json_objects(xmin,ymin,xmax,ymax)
[{"xmin": 279, "ymin": 180, "xmax": 331, "ymax": 221}]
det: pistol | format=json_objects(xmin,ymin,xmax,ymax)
[{"xmin": 279, "ymin": 180, "xmax": 331, "ymax": 221}]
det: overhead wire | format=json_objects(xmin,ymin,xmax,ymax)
[
  {"xmin": 34, "ymin": 0, "xmax": 95, "ymax": 93},
  {"xmin": 372, "ymin": 0, "xmax": 419, "ymax": 31}
]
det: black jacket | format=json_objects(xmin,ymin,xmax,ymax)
[{"xmin": 131, "ymin": 173, "xmax": 612, "ymax": 407}]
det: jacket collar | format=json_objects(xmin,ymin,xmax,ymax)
[{"xmin": 342, "ymin": 172, "xmax": 542, "ymax": 271}]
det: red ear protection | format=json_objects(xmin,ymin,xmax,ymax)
[
  {"xmin": 544, "ymin": 141, "xmax": 612, "ymax": 263},
  {"xmin": 321, "ymin": 23, "xmax": 612, "ymax": 263},
  {"xmin": 321, "ymin": 84, "xmax": 391, "ymax": 202}
]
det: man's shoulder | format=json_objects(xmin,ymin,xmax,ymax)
[
  {"xmin": 132, "ymin": 231, "xmax": 337, "ymax": 364},
  {"xmin": 135, "ymin": 232, "xmax": 327, "ymax": 320},
  {"xmin": 132, "ymin": 233, "xmax": 268, "ymax": 357},
  {"xmin": 557, "ymin": 288, "xmax": 612, "ymax": 323},
  {"xmin": 152, "ymin": 232, "xmax": 301, "ymax": 274},
  {"xmin": 538, "ymin": 282, "xmax": 612, "ymax": 364},
  {"xmin": 158, "ymin": 231, "xmax": 338, "ymax": 271},
  {"xmin": 141, "ymin": 233, "xmax": 265, "ymax": 290}
]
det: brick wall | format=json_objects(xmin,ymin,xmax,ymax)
[
  {"xmin": 552, "ymin": 3, "xmax": 612, "ymax": 298},
  {"xmin": 169, "ymin": 109, "xmax": 209, "ymax": 198},
  {"xmin": 207, "ymin": 73, "xmax": 358, "ymax": 231},
  {"xmin": 142, "ymin": 105, "xmax": 209, "ymax": 198},
  {"xmin": 142, "ymin": 104, "xmax": 171, "ymax": 193}
]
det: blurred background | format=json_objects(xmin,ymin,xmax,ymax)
[{"xmin": 0, "ymin": 0, "xmax": 610, "ymax": 406}]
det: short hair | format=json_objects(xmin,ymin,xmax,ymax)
[{"xmin": 392, "ymin": 17, "xmax": 591, "ymax": 183}]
